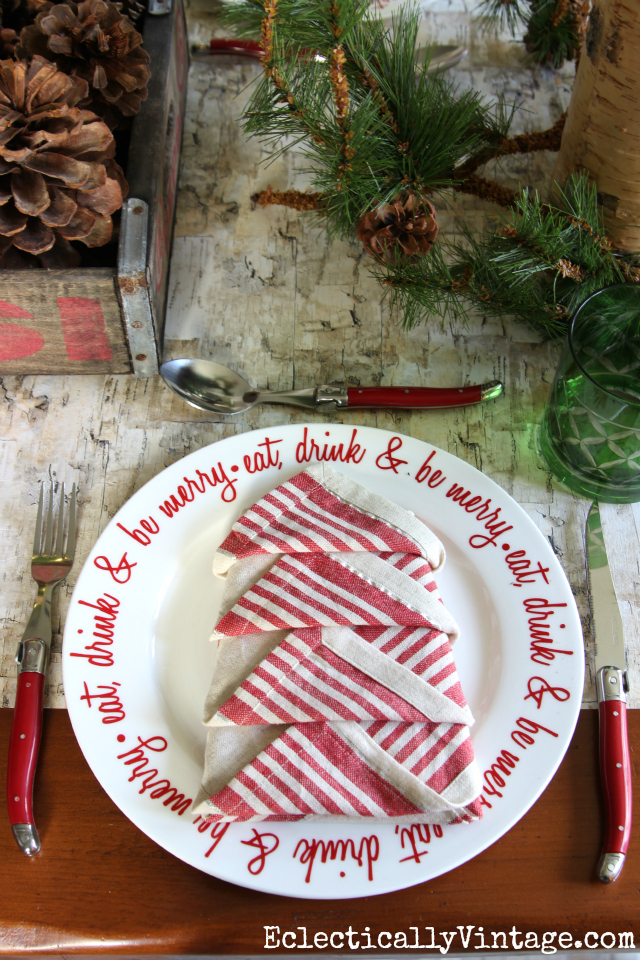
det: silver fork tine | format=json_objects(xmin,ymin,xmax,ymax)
[
  {"xmin": 66, "ymin": 483, "xmax": 76, "ymax": 561},
  {"xmin": 32, "ymin": 484, "xmax": 44, "ymax": 557},
  {"xmin": 43, "ymin": 482, "xmax": 54, "ymax": 556},
  {"xmin": 54, "ymin": 483, "xmax": 65, "ymax": 556}
]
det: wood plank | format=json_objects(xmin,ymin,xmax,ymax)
[
  {"xmin": 0, "ymin": 709, "xmax": 638, "ymax": 953},
  {"xmin": 0, "ymin": 270, "xmax": 131, "ymax": 376}
]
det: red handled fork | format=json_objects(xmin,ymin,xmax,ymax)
[{"xmin": 7, "ymin": 482, "xmax": 76, "ymax": 855}]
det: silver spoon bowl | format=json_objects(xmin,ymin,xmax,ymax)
[{"xmin": 160, "ymin": 359, "xmax": 334, "ymax": 415}]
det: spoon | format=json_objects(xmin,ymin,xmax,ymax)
[{"xmin": 161, "ymin": 359, "xmax": 503, "ymax": 416}]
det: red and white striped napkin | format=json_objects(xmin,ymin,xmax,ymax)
[{"xmin": 193, "ymin": 464, "xmax": 482, "ymax": 824}]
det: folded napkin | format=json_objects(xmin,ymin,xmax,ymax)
[{"xmin": 193, "ymin": 464, "xmax": 482, "ymax": 824}]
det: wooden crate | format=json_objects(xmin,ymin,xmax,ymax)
[{"xmin": 0, "ymin": 0, "xmax": 188, "ymax": 378}]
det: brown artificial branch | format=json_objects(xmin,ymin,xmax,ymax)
[
  {"xmin": 498, "ymin": 111, "xmax": 567, "ymax": 156},
  {"xmin": 451, "ymin": 172, "xmax": 516, "ymax": 207},
  {"xmin": 328, "ymin": 4, "xmax": 354, "ymax": 181},
  {"xmin": 252, "ymin": 186, "xmax": 324, "ymax": 210},
  {"xmin": 251, "ymin": 175, "xmax": 517, "ymax": 211},
  {"xmin": 260, "ymin": 0, "xmax": 277, "ymax": 67},
  {"xmin": 458, "ymin": 112, "xmax": 567, "ymax": 180},
  {"xmin": 258, "ymin": 0, "xmax": 326, "ymax": 146},
  {"xmin": 358, "ymin": 67, "xmax": 400, "ymax": 136},
  {"xmin": 550, "ymin": 0, "xmax": 569, "ymax": 28}
]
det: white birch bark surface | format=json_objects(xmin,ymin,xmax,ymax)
[{"xmin": 553, "ymin": 0, "xmax": 640, "ymax": 251}]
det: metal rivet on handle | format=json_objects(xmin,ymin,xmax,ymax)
[
  {"xmin": 613, "ymin": 710, "xmax": 619, "ymax": 716},
  {"xmin": 617, "ymin": 762, "xmax": 622, "ymax": 768},
  {"xmin": 610, "ymin": 676, "xmax": 618, "ymax": 683},
  {"xmin": 14, "ymin": 796, "xmax": 19, "ymax": 802},
  {"xmin": 619, "ymin": 825, "xmax": 624, "ymax": 831},
  {"xmin": 20, "ymin": 734, "xmax": 25, "ymax": 739}
]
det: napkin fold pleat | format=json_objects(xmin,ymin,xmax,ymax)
[
  {"xmin": 213, "ymin": 464, "xmax": 445, "ymax": 576},
  {"xmin": 197, "ymin": 465, "xmax": 483, "ymax": 824},
  {"xmin": 193, "ymin": 720, "xmax": 483, "ymax": 824},
  {"xmin": 205, "ymin": 625, "xmax": 472, "ymax": 726},
  {"xmin": 211, "ymin": 551, "xmax": 460, "ymax": 640}
]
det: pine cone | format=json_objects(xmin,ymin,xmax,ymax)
[
  {"xmin": 356, "ymin": 192, "xmax": 439, "ymax": 262},
  {"xmin": 0, "ymin": 26, "xmax": 18, "ymax": 56},
  {"xmin": 0, "ymin": 56, "xmax": 127, "ymax": 266},
  {"xmin": 114, "ymin": 0, "xmax": 145, "ymax": 25},
  {"xmin": 18, "ymin": 0, "xmax": 150, "ymax": 121},
  {"xmin": 1, "ymin": 0, "xmax": 52, "ymax": 40}
]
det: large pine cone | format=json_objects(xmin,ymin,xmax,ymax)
[
  {"xmin": 0, "ymin": 0, "xmax": 51, "ymax": 57},
  {"xmin": 356, "ymin": 192, "xmax": 439, "ymax": 262},
  {"xmin": 2, "ymin": 0, "xmax": 52, "ymax": 33},
  {"xmin": 18, "ymin": 0, "xmax": 150, "ymax": 120},
  {"xmin": 0, "ymin": 26, "xmax": 18, "ymax": 57},
  {"xmin": 0, "ymin": 56, "xmax": 128, "ymax": 266}
]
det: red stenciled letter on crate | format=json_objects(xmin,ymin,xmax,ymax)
[
  {"xmin": 57, "ymin": 298, "xmax": 113, "ymax": 361},
  {"xmin": 0, "ymin": 302, "xmax": 44, "ymax": 360}
]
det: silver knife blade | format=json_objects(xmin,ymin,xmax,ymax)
[{"xmin": 586, "ymin": 502, "xmax": 626, "ymax": 673}]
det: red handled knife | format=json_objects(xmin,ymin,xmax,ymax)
[{"xmin": 586, "ymin": 502, "xmax": 632, "ymax": 883}]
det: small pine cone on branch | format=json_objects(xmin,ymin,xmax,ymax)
[
  {"xmin": 18, "ymin": 0, "xmax": 150, "ymax": 122},
  {"xmin": 0, "ymin": 56, "xmax": 128, "ymax": 267},
  {"xmin": 356, "ymin": 192, "xmax": 439, "ymax": 262}
]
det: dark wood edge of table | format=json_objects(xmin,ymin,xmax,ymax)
[{"xmin": 0, "ymin": 709, "xmax": 638, "ymax": 955}]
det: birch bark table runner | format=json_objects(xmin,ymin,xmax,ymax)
[{"xmin": 193, "ymin": 464, "xmax": 483, "ymax": 824}]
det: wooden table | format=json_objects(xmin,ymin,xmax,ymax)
[
  {"xmin": 0, "ymin": 709, "xmax": 638, "ymax": 953},
  {"xmin": 1, "ymin": 0, "xmax": 640, "ymax": 951}
]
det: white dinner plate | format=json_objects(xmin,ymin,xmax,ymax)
[{"xmin": 63, "ymin": 424, "xmax": 583, "ymax": 899}]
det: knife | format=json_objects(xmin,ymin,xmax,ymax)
[{"xmin": 585, "ymin": 502, "xmax": 632, "ymax": 883}]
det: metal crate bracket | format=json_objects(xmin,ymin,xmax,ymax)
[{"xmin": 117, "ymin": 199, "xmax": 159, "ymax": 378}]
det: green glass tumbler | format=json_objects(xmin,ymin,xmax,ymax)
[{"xmin": 540, "ymin": 283, "xmax": 640, "ymax": 503}]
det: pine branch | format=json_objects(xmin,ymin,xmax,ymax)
[
  {"xmin": 523, "ymin": 0, "xmax": 588, "ymax": 66},
  {"xmin": 477, "ymin": 0, "xmax": 587, "ymax": 67},
  {"xmin": 247, "ymin": 106, "xmax": 565, "ymax": 215},
  {"xmin": 225, "ymin": 0, "xmax": 516, "ymax": 236},
  {"xmin": 375, "ymin": 174, "xmax": 640, "ymax": 338},
  {"xmin": 221, "ymin": 5, "xmax": 624, "ymax": 338}
]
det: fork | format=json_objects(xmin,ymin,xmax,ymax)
[{"xmin": 7, "ymin": 482, "xmax": 76, "ymax": 856}]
